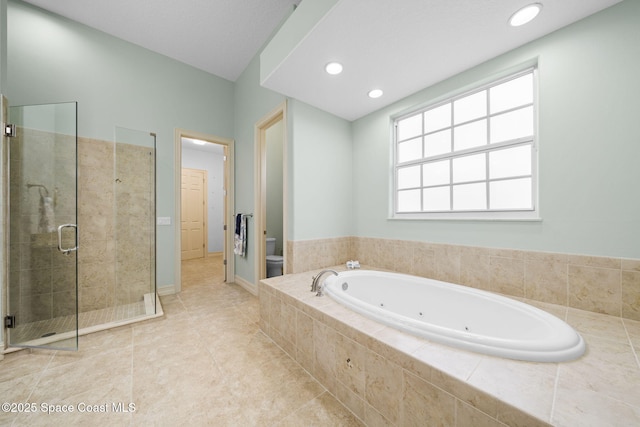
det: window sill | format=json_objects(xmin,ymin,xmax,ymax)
[{"xmin": 390, "ymin": 211, "xmax": 542, "ymax": 222}]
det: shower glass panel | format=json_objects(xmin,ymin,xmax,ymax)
[
  {"xmin": 113, "ymin": 127, "xmax": 156, "ymax": 315},
  {"xmin": 7, "ymin": 102, "xmax": 78, "ymax": 350}
]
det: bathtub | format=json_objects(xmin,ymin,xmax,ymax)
[{"xmin": 323, "ymin": 270, "xmax": 585, "ymax": 362}]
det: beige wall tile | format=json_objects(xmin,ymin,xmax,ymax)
[
  {"xmin": 456, "ymin": 400, "xmax": 506, "ymax": 427},
  {"xmin": 568, "ymin": 265, "xmax": 621, "ymax": 316},
  {"xmin": 402, "ymin": 371, "xmax": 455, "ymax": 426},
  {"xmin": 568, "ymin": 254, "xmax": 621, "ymax": 269},
  {"xmin": 19, "ymin": 293, "xmax": 52, "ymax": 323},
  {"xmin": 290, "ymin": 236, "xmax": 639, "ymax": 319},
  {"xmin": 279, "ymin": 300, "xmax": 297, "ymax": 346},
  {"xmin": 391, "ymin": 239, "xmax": 414, "ymax": 273},
  {"xmin": 363, "ymin": 403, "xmax": 393, "ymax": 427},
  {"xmin": 433, "ymin": 244, "xmax": 461, "ymax": 283},
  {"xmin": 336, "ymin": 381, "xmax": 366, "ymax": 422},
  {"xmin": 52, "ymin": 290, "xmax": 76, "ymax": 317},
  {"xmin": 524, "ymin": 258, "xmax": 568, "ymax": 306},
  {"xmin": 412, "ymin": 242, "xmax": 436, "ymax": 278},
  {"xmin": 460, "ymin": 246, "xmax": 490, "ymax": 291},
  {"xmin": 365, "ymin": 350, "xmax": 402, "ymax": 424},
  {"xmin": 496, "ymin": 402, "xmax": 552, "ymax": 427},
  {"xmin": 78, "ymin": 261, "xmax": 115, "ymax": 289},
  {"xmin": 430, "ymin": 369, "xmax": 497, "ymax": 418},
  {"xmin": 622, "ymin": 270, "xmax": 640, "ymax": 321},
  {"xmin": 622, "ymin": 258, "xmax": 640, "ymax": 272},
  {"xmin": 489, "ymin": 256, "xmax": 525, "ymax": 297},
  {"xmin": 79, "ymin": 286, "xmax": 107, "ymax": 312},
  {"xmin": 313, "ymin": 320, "xmax": 337, "ymax": 394},
  {"xmin": 295, "ymin": 309, "xmax": 314, "ymax": 369},
  {"xmin": 335, "ymin": 333, "xmax": 367, "ymax": 397}
]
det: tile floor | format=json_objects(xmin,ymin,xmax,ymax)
[{"xmin": 0, "ymin": 255, "xmax": 362, "ymax": 426}]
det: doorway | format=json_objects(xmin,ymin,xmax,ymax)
[
  {"xmin": 174, "ymin": 129, "xmax": 234, "ymax": 292},
  {"xmin": 255, "ymin": 102, "xmax": 287, "ymax": 282}
]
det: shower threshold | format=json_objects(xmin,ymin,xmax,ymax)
[{"xmin": 3, "ymin": 293, "xmax": 163, "ymax": 353}]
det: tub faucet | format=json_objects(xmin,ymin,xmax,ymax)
[{"xmin": 311, "ymin": 269, "xmax": 338, "ymax": 296}]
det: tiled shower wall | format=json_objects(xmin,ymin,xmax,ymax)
[
  {"xmin": 287, "ymin": 236, "xmax": 640, "ymax": 321},
  {"xmin": 78, "ymin": 137, "xmax": 154, "ymax": 312},
  {"xmin": 9, "ymin": 129, "xmax": 76, "ymax": 324}
]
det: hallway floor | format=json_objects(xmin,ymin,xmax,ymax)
[{"xmin": 0, "ymin": 255, "xmax": 362, "ymax": 426}]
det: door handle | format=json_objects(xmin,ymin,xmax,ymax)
[{"xmin": 57, "ymin": 224, "xmax": 78, "ymax": 255}]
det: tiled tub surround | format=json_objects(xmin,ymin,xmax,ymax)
[
  {"xmin": 288, "ymin": 237, "xmax": 640, "ymax": 321},
  {"xmin": 260, "ymin": 268, "xmax": 640, "ymax": 426}
]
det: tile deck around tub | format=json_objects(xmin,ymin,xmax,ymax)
[{"xmin": 259, "ymin": 266, "xmax": 640, "ymax": 426}]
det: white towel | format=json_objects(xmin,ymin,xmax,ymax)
[
  {"xmin": 234, "ymin": 214, "xmax": 247, "ymax": 257},
  {"xmin": 39, "ymin": 195, "xmax": 55, "ymax": 233}
]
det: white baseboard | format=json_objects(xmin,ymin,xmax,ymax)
[
  {"xmin": 157, "ymin": 284, "xmax": 176, "ymax": 296},
  {"xmin": 233, "ymin": 276, "xmax": 257, "ymax": 296}
]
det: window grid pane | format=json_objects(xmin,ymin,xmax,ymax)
[{"xmin": 394, "ymin": 68, "xmax": 536, "ymax": 214}]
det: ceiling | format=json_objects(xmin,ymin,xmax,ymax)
[
  {"xmin": 21, "ymin": 0, "xmax": 622, "ymax": 121},
  {"xmin": 182, "ymin": 138, "xmax": 224, "ymax": 155},
  {"xmin": 261, "ymin": 0, "xmax": 622, "ymax": 120},
  {"xmin": 20, "ymin": 0, "xmax": 302, "ymax": 82}
]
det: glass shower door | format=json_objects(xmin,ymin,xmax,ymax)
[
  {"xmin": 114, "ymin": 127, "xmax": 156, "ymax": 315},
  {"xmin": 6, "ymin": 102, "xmax": 78, "ymax": 350}
]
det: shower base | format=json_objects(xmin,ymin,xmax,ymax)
[{"xmin": 4, "ymin": 293, "xmax": 162, "ymax": 351}]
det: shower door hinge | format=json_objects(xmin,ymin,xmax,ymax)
[
  {"xmin": 4, "ymin": 315, "xmax": 16, "ymax": 328},
  {"xmin": 223, "ymin": 259, "xmax": 227, "ymax": 266},
  {"xmin": 4, "ymin": 123, "xmax": 16, "ymax": 137}
]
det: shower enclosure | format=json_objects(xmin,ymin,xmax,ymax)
[{"xmin": 3, "ymin": 101, "xmax": 158, "ymax": 351}]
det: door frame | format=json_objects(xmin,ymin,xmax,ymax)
[
  {"xmin": 174, "ymin": 128, "xmax": 234, "ymax": 292},
  {"xmin": 254, "ymin": 101, "xmax": 288, "ymax": 283}
]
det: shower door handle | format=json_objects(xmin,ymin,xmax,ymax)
[{"xmin": 57, "ymin": 224, "xmax": 78, "ymax": 255}]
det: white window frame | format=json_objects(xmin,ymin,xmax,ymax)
[{"xmin": 391, "ymin": 67, "xmax": 540, "ymax": 221}]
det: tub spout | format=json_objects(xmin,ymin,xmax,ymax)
[{"xmin": 311, "ymin": 269, "xmax": 338, "ymax": 296}]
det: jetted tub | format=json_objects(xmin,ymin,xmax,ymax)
[{"xmin": 323, "ymin": 270, "xmax": 585, "ymax": 362}]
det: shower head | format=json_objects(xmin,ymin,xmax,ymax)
[{"xmin": 27, "ymin": 183, "xmax": 49, "ymax": 196}]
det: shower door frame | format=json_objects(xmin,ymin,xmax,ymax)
[{"xmin": 2, "ymin": 98, "xmax": 79, "ymax": 351}]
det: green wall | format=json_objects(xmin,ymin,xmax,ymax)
[
  {"xmin": 232, "ymin": 52, "xmax": 285, "ymax": 283},
  {"xmin": 289, "ymin": 99, "xmax": 352, "ymax": 241},
  {"xmin": 232, "ymin": 56, "xmax": 353, "ymax": 284},
  {"xmin": 6, "ymin": 0, "xmax": 235, "ymax": 290},
  {"xmin": 351, "ymin": 0, "xmax": 640, "ymax": 259}
]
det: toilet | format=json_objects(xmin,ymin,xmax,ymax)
[{"xmin": 266, "ymin": 237, "xmax": 283, "ymax": 278}]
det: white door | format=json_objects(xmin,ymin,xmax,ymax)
[{"xmin": 181, "ymin": 168, "xmax": 206, "ymax": 260}]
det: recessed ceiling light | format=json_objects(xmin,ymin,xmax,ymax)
[
  {"xmin": 368, "ymin": 89, "xmax": 383, "ymax": 99},
  {"xmin": 325, "ymin": 62, "xmax": 343, "ymax": 75},
  {"xmin": 509, "ymin": 3, "xmax": 542, "ymax": 27}
]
